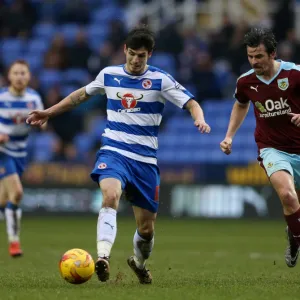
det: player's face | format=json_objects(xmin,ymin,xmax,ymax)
[
  {"xmin": 124, "ymin": 46, "xmax": 152, "ymax": 75},
  {"xmin": 247, "ymin": 44, "xmax": 275, "ymax": 76},
  {"xmin": 8, "ymin": 63, "xmax": 31, "ymax": 91}
]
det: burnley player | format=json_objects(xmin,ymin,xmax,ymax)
[
  {"xmin": 26, "ymin": 26, "xmax": 211, "ymax": 284},
  {"xmin": 220, "ymin": 27, "xmax": 300, "ymax": 268},
  {"xmin": 0, "ymin": 60, "xmax": 44, "ymax": 257}
]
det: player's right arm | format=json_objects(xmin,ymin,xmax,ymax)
[
  {"xmin": 220, "ymin": 79, "xmax": 250, "ymax": 155},
  {"xmin": 26, "ymin": 70, "xmax": 106, "ymax": 126},
  {"xmin": 26, "ymin": 87, "xmax": 91, "ymax": 126}
]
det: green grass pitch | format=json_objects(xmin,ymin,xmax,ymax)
[{"xmin": 0, "ymin": 216, "xmax": 299, "ymax": 300}]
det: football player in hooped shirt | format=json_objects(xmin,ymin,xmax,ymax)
[
  {"xmin": 220, "ymin": 27, "xmax": 300, "ymax": 268},
  {"xmin": 0, "ymin": 60, "xmax": 44, "ymax": 257},
  {"xmin": 26, "ymin": 26, "xmax": 211, "ymax": 284}
]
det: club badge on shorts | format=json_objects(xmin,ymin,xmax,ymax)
[{"xmin": 98, "ymin": 163, "xmax": 107, "ymax": 169}]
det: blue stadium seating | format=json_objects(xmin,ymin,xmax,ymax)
[
  {"xmin": 23, "ymin": 54, "xmax": 43, "ymax": 73},
  {"xmin": 74, "ymin": 133, "xmax": 94, "ymax": 156},
  {"xmin": 60, "ymin": 24, "xmax": 82, "ymax": 44},
  {"xmin": 1, "ymin": 39, "xmax": 24, "ymax": 54},
  {"xmin": 91, "ymin": 5, "xmax": 125, "ymax": 23},
  {"xmin": 27, "ymin": 38, "xmax": 49, "ymax": 55},
  {"xmin": 88, "ymin": 117, "xmax": 107, "ymax": 141},
  {"xmin": 32, "ymin": 23, "xmax": 57, "ymax": 39},
  {"xmin": 0, "ymin": 1, "xmax": 260, "ymax": 165},
  {"xmin": 39, "ymin": 70, "xmax": 63, "ymax": 92},
  {"xmin": 63, "ymin": 68, "xmax": 91, "ymax": 85},
  {"xmin": 32, "ymin": 133, "xmax": 56, "ymax": 162},
  {"xmin": 149, "ymin": 52, "xmax": 177, "ymax": 76}
]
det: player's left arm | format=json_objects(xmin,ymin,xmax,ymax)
[
  {"xmin": 185, "ymin": 99, "xmax": 211, "ymax": 133},
  {"xmin": 161, "ymin": 74, "xmax": 210, "ymax": 133}
]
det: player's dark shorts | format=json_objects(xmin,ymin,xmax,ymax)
[
  {"xmin": 91, "ymin": 150, "xmax": 160, "ymax": 213},
  {"xmin": 0, "ymin": 152, "xmax": 27, "ymax": 180}
]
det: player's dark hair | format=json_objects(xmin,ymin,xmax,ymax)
[
  {"xmin": 7, "ymin": 59, "xmax": 30, "ymax": 73},
  {"xmin": 243, "ymin": 27, "xmax": 277, "ymax": 54},
  {"xmin": 125, "ymin": 25, "xmax": 155, "ymax": 52}
]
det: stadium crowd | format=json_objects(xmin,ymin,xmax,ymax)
[{"xmin": 0, "ymin": 0, "xmax": 296, "ymax": 164}]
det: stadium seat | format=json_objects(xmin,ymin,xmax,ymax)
[
  {"xmin": 1, "ymin": 39, "xmax": 24, "ymax": 54},
  {"xmin": 60, "ymin": 24, "xmax": 82, "ymax": 44},
  {"xmin": 157, "ymin": 149, "xmax": 177, "ymax": 163},
  {"xmin": 88, "ymin": 117, "xmax": 107, "ymax": 140},
  {"xmin": 32, "ymin": 133, "xmax": 56, "ymax": 162},
  {"xmin": 39, "ymin": 70, "xmax": 63, "ymax": 92},
  {"xmin": 33, "ymin": 23, "xmax": 57, "ymax": 39},
  {"xmin": 150, "ymin": 52, "xmax": 176, "ymax": 76},
  {"xmin": 60, "ymin": 85, "xmax": 79, "ymax": 98},
  {"xmin": 91, "ymin": 5, "xmax": 125, "ymax": 23},
  {"xmin": 1, "ymin": 52, "xmax": 25, "ymax": 67},
  {"xmin": 86, "ymin": 24, "xmax": 108, "ymax": 52},
  {"xmin": 73, "ymin": 133, "xmax": 94, "ymax": 156},
  {"xmin": 63, "ymin": 68, "xmax": 90, "ymax": 85},
  {"xmin": 22, "ymin": 54, "xmax": 43, "ymax": 73},
  {"xmin": 26, "ymin": 38, "xmax": 49, "ymax": 55}
]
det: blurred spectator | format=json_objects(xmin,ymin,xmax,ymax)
[
  {"xmin": 57, "ymin": 0, "xmax": 90, "ymax": 25},
  {"xmin": 0, "ymin": 0, "xmax": 37, "ymax": 37},
  {"xmin": 272, "ymin": 0, "xmax": 294, "ymax": 42},
  {"xmin": 44, "ymin": 34, "xmax": 68, "ymax": 70},
  {"xmin": 279, "ymin": 29, "xmax": 300, "ymax": 63},
  {"xmin": 156, "ymin": 21, "xmax": 185, "ymax": 61},
  {"xmin": 0, "ymin": 0, "xmax": 296, "ymax": 164},
  {"xmin": 209, "ymin": 14, "xmax": 234, "ymax": 61},
  {"xmin": 191, "ymin": 51, "xmax": 222, "ymax": 102},
  {"xmin": 88, "ymin": 41, "xmax": 114, "ymax": 77},
  {"xmin": 227, "ymin": 21, "xmax": 250, "ymax": 76},
  {"xmin": 52, "ymin": 141, "xmax": 81, "ymax": 163},
  {"xmin": 66, "ymin": 30, "xmax": 92, "ymax": 69},
  {"xmin": 277, "ymin": 42, "xmax": 294, "ymax": 62},
  {"xmin": 45, "ymin": 87, "xmax": 84, "ymax": 144},
  {"xmin": 107, "ymin": 20, "xmax": 127, "ymax": 51}
]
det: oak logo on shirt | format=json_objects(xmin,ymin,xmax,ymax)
[
  {"xmin": 255, "ymin": 98, "xmax": 291, "ymax": 118},
  {"xmin": 116, "ymin": 92, "xmax": 143, "ymax": 113}
]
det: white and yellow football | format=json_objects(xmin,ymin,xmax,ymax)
[{"xmin": 59, "ymin": 248, "xmax": 95, "ymax": 284}]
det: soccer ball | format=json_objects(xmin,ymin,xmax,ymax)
[{"xmin": 59, "ymin": 248, "xmax": 95, "ymax": 284}]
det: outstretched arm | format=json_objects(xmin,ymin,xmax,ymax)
[
  {"xmin": 225, "ymin": 101, "xmax": 250, "ymax": 139},
  {"xmin": 27, "ymin": 87, "xmax": 91, "ymax": 126},
  {"xmin": 220, "ymin": 101, "xmax": 250, "ymax": 154},
  {"xmin": 185, "ymin": 99, "xmax": 211, "ymax": 133}
]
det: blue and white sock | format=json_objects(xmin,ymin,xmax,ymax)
[
  {"xmin": 97, "ymin": 207, "xmax": 117, "ymax": 258},
  {"xmin": 5, "ymin": 201, "xmax": 22, "ymax": 242},
  {"xmin": 133, "ymin": 230, "xmax": 154, "ymax": 269}
]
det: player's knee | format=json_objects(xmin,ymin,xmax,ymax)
[
  {"xmin": 11, "ymin": 187, "xmax": 23, "ymax": 204},
  {"xmin": 279, "ymin": 189, "xmax": 298, "ymax": 213},
  {"xmin": 101, "ymin": 189, "xmax": 120, "ymax": 209},
  {"xmin": 138, "ymin": 223, "xmax": 154, "ymax": 239}
]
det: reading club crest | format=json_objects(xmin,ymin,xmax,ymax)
[
  {"xmin": 277, "ymin": 78, "xmax": 289, "ymax": 91},
  {"xmin": 142, "ymin": 79, "xmax": 152, "ymax": 89}
]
